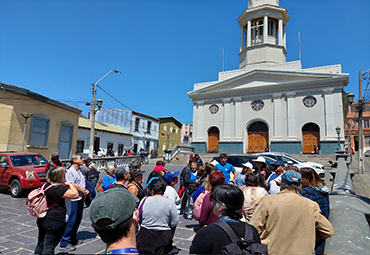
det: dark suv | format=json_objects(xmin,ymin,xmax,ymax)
[{"xmin": 0, "ymin": 152, "xmax": 48, "ymax": 197}]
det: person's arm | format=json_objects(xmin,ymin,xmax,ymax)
[
  {"xmin": 314, "ymin": 202, "xmax": 334, "ymax": 239},
  {"xmin": 250, "ymin": 198, "xmax": 267, "ymax": 234},
  {"xmin": 63, "ymin": 182, "xmax": 79, "ymax": 199},
  {"xmin": 169, "ymin": 202, "xmax": 179, "ymax": 227},
  {"xmin": 127, "ymin": 184, "xmax": 138, "ymax": 197}
]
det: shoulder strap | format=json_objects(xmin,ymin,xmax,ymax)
[
  {"xmin": 138, "ymin": 196, "xmax": 148, "ymax": 223},
  {"xmin": 213, "ymin": 221, "xmax": 239, "ymax": 242}
]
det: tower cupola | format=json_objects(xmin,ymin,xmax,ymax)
[{"xmin": 238, "ymin": 0, "xmax": 289, "ymax": 69}]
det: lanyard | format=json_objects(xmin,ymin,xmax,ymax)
[
  {"xmin": 105, "ymin": 247, "xmax": 139, "ymax": 254},
  {"xmin": 219, "ymin": 216, "xmax": 239, "ymax": 223}
]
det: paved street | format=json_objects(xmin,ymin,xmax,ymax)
[
  {"xmin": 0, "ymin": 163, "xmax": 197, "ymax": 255},
  {"xmin": 0, "ymin": 157, "xmax": 368, "ymax": 254}
]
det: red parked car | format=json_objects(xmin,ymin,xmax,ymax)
[{"xmin": 0, "ymin": 152, "xmax": 48, "ymax": 197}]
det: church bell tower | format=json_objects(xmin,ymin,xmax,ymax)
[{"xmin": 238, "ymin": 0, "xmax": 290, "ymax": 69}]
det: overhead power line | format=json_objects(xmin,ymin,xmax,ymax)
[{"xmin": 95, "ymin": 84, "xmax": 133, "ymax": 111}]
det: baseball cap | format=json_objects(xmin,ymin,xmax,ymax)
[
  {"xmin": 89, "ymin": 188, "xmax": 139, "ymax": 230},
  {"xmin": 272, "ymin": 160, "xmax": 285, "ymax": 166},
  {"xmin": 51, "ymin": 152, "xmax": 59, "ymax": 158},
  {"xmin": 130, "ymin": 168, "xmax": 145, "ymax": 177},
  {"xmin": 154, "ymin": 165, "xmax": 168, "ymax": 172},
  {"xmin": 164, "ymin": 171, "xmax": 180, "ymax": 184},
  {"xmin": 281, "ymin": 170, "xmax": 301, "ymax": 185}
]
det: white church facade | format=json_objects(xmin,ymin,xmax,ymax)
[{"xmin": 188, "ymin": 0, "xmax": 349, "ymax": 154}]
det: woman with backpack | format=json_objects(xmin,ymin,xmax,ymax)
[
  {"xmin": 34, "ymin": 167, "xmax": 79, "ymax": 254},
  {"xmin": 190, "ymin": 184, "xmax": 267, "ymax": 254}
]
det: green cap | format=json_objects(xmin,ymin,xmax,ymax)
[{"xmin": 89, "ymin": 188, "xmax": 139, "ymax": 230}]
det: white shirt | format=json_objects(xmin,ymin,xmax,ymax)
[{"xmin": 163, "ymin": 185, "xmax": 181, "ymax": 214}]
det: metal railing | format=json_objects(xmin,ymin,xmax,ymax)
[
  {"xmin": 169, "ymin": 146, "xmax": 194, "ymax": 160},
  {"xmin": 61, "ymin": 155, "xmax": 144, "ymax": 170}
]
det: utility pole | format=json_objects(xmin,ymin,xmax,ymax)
[{"xmin": 358, "ymin": 70, "xmax": 364, "ymax": 174}]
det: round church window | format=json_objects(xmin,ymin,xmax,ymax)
[
  {"xmin": 251, "ymin": 99, "xmax": 264, "ymax": 111},
  {"xmin": 303, "ymin": 96, "xmax": 317, "ymax": 108},
  {"xmin": 209, "ymin": 104, "xmax": 219, "ymax": 114}
]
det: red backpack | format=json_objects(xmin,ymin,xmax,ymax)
[{"xmin": 26, "ymin": 183, "xmax": 60, "ymax": 218}]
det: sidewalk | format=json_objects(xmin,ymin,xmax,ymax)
[{"xmin": 350, "ymin": 153, "xmax": 370, "ymax": 199}]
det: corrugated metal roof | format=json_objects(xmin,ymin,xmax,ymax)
[{"xmin": 79, "ymin": 117, "xmax": 132, "ymax": 136}]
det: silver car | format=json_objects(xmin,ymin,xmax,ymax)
[{"xmin": 257, "ymin": 152, "xmax": 325, "ymax": 178}]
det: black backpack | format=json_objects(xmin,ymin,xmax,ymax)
[{"xmin": 214, "ymin": 221, "xmax": 268, "ymax": 255}]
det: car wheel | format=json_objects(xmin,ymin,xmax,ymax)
[{"xmin": 10, "ymin": 179, "xmax": 23, "ymax": 197}]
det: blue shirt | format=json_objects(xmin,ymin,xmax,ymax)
[
  {"xmin": 102, "ymin": 175, "xmax": 117, "ymax": 191},
  {"xmin": 234, "ymin": 174, "xmax": 246, "ymax": 187},
  {"xmin": 215, "ymin": 163, "xmax": 235, "ymax": 183}
]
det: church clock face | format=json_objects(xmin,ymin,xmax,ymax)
[
  {"xmin": 303, "ymin": 96, "xmax": 317, "ymax": 108},
  {"xmin": 209, "ymin": 104, "xmax": 219, "ymax": 114},
  {"xmin": 251, "ymin": 99, "xmax": 264, "ymax": 111}
]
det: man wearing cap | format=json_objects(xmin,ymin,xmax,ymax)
[
  {"xmin": 266, "ymin": 160, "xmax": 285, "ymax": 194},
  {"xmin": 250, "ymin": 170, "xmax": 334, "ymax": 254},
  {"xmin": 45, "ymin": 152, "xmax": 63, "ymax": 173},
  {"xmin": 163, "ymin": 171, "xmax": 181, "ymax": 214},
  {"xmin": 89, "ymin": 188, "xmax": 140, "ymax": 254}
]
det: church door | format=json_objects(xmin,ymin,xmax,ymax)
[
  {"xmin": 302, "ymin": 123, "xmax": 320, "ymax": 154},
  {"xmin": 208, "ymin": 127, "xmax": 219, "ymax": 152},
  {"xmin": 248, "ymin": 122, "xmax": 269, "ymax": 153}
]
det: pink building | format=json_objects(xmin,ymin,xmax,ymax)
[{"xmin": 181, "ymin": 124, "xmax": 193, "ymax": 146}]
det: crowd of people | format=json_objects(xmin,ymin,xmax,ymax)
[{"xmin": 35, "ymin": 152, "xmax": 334, "ymax": 254}]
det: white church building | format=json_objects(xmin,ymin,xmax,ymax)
[{"xmin": 188, "ymin": 0, "xmax": 349, "ymax": 154}]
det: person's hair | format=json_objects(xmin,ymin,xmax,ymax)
[
  {"xmin": 300, "ymin": 167, "xmax": 325, "ymax": 188},
  {"xmin": 194, "ymin": 154, "xmax": 200, "ymax": 159},
  {"xmin": 84, "ymin": 156, "xmax": 91, "ymax": 163},
  {"xmin": 115, "ymin": 166, "xmax": 130, "ymax": 181},
  {"xmin": 285, "ymin": 165, "xmax": 299, "ymax": 172},
  {"xmin": 70, "ymin": 154, "xmax": 80, "ymax": 164},
  {"xmin": 280, "ymin": 182, "xmax": 301, "ymax": 192},
  {"xmin": 148, "ymin": 178, "xmax": 167, "ymax": 195},
  {"xmin": 205, "ymin": 163, "xmax": 215, "ymax": 175},
  {"xmin": 255, "ymin": 161, "xmax": 267, "ymax": 170},
  {"xmin": 211, "ymin": 184, "xmax": 244, "ymax": 220},
  {"xmin": 208, "ymin": 171, "xmax": 225, "ymax": 190},
  {"xmin": 190, "ymin": 161, "xmax": 198, "ymax": 167},
  {"xmin": 219, "ymin": 153, "xmax": 227, "ymax": 159},
  {"xmin": 105, "ymin": 166, "xmax": 115, "ymax": 175},
  {"xmin": 156, "ymin": 160, "xmax": 166, "ymax": 166},
  {"xmin": 47, "ymin": 167, "xmax": 66, "ymax": 184},
  {"xmin": 92, "ymin": 216, "xmax": 132, "ymax": 244},
  {"xmin": 244, "ymin": 173, "xmax": 259, "ymax": 187}
]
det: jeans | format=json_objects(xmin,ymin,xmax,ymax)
[
  {"xmin": 60, "ymin": 199, "xmax": 83, "ymax": 247},
  {"xmin": 35, "ymin": 218, "xmax": 66, "ymax": 254}
]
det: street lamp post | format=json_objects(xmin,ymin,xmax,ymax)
[
  {"xmin": 346, "ymin": 92, "xmax": 354, "ymax": 164},
  {"xmin": 21, "ymin": 113, "xmax": 33, "ymax": 152},
  {"xmin": 335, "ymin": 126, "xmax": 341, "ymax": 151},
  {"xmin": 89, "ymin": 69, "xmax": 120, "ymax": 158}
]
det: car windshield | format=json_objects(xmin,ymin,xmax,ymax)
[
  {"xmin": 284, "ymin": 154, "xmax": 304, "ymax": 163},
  {"xmin": 10, "ymin": 155, "xmax": 48, "ymax": 166}
]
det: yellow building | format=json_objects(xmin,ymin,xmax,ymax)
[
  {"xmin": 0, "ymin": 83, "xmax": 82, "ymax": 159},
  {"xmin": 158, "ymin": 117, "xmax": 182, "ymax": 157}
]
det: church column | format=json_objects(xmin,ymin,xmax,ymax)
[
  {"xmin": 273, "ymin": 94, "xmax": 282, "ymax": 138},
  {"xmin": 278, "ymin": 19, "xmax": 283, "ymax": 46},
  {"xmin": 223, "ymin": 99, "xmax": 231, "ymax": 139},
  {"xmin": 323, "ymin": 89, "xmax": 335, "ymax": 137},
  {"xmin": 195, "ymin": 101, "xmax": 204, "ymax": 140},
  {"xmin": 247, "ymin": 20, "xmax": 251, "ymax": 47},
  {"xmin": 263, "ymin": 15, "xmax": 268, "ymax": 44},
  {"xmin": 286, "ymin": 93, "xmax": 296, "ymax": 137},
  {"xmin": 283, "ymin": 25, "xmax": 286, "ymax": 48},
  {"xmin": 234, "ymin": 98, "xmax": 242, "ymax": 138},
  {"xmin": 240, "ymin": 27, "xmax": 244, "ymax": 52}
]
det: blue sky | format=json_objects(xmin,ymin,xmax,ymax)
[{"xmin": 1, "ymin": 0, "xmax": 369, "ymax": 124}]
